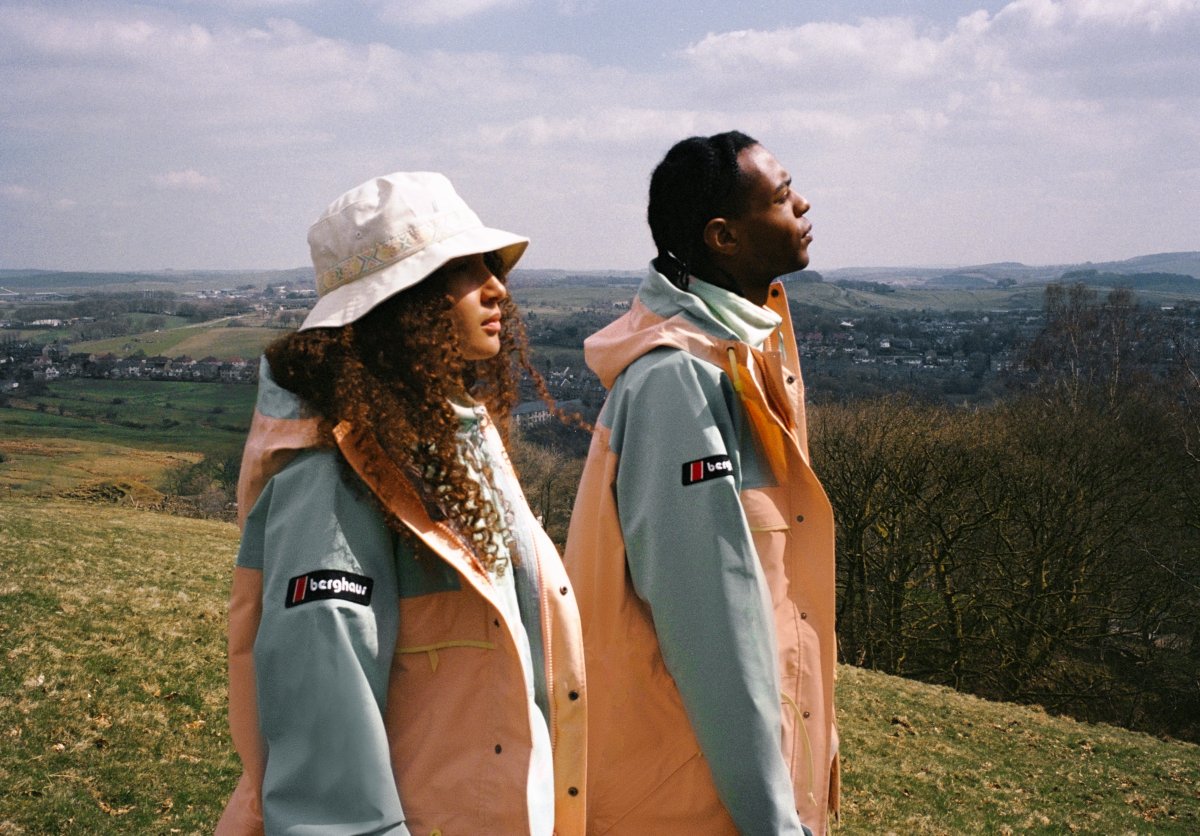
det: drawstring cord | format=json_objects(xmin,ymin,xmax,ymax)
[
  {"xmin": 727, "ymin": 347, "xmax": 744, "ymax": 394},
  {"xmin": 781, "ymin": 692, "xmax": 818, "ymax": 808},
  {"xmin": 397, "ymin": 640, "xmax": 496, "ymax": 672}
]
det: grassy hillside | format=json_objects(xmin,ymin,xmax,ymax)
[
  {"xmin": 0, "ymin": 499, "xmax": 240, "ymax": 834},
  {"xmin": 1, "ymin": 498, "xmax": 1197, "ymax": 833}
]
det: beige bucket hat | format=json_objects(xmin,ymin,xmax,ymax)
[{"xmin": 299, "ymin": 171, "xmax": 529, "ymax": 330}]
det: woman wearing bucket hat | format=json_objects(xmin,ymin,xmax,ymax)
[{"xmin": 215, "ymin": 172, "xmax": 587, "ymax": 835}]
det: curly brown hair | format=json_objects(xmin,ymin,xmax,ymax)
[{"xmin": 264, "ymin": 253, "xmax": 546, "ymax": 575}]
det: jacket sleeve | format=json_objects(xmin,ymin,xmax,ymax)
[
  {"xmin": 243, "ymin": 451, "xmax": 409, "ymax": 836},
  {"xmin": 610, "ymin": 350, "xmax": 805, "ymax": 836},
  {"xmin": 216, "ymin": 565, "xmax": 267, "ymax": 835}
]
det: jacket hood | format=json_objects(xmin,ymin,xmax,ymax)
[
  {"xmin": 584, "ymin": 265, "xmax": 740, "ymax": 389},
  {"xmin": 236, "ymin": 357, "xmax": 324, "ymax": 527}
]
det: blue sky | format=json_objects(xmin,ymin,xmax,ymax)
[{"xmin": 1, "ymin": 0, "xmax": 1196, "ymax": 273}]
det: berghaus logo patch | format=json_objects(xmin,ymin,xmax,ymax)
[
  {"xmin": 285, "ymin": 570, "xmax": 373, "ymax": 608},
  {"xmin": 681, "ymin": 454, "xmax": 733, "ymax": 486}
]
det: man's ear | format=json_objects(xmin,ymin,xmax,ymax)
[{"xmin": 702, "ymin": 217, "xmax": 738, "ymax": 257}]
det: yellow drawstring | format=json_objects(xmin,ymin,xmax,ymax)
[
  {"xmin": 727, "ymin": 347, "xmax": 743, "ymax": 394},
  {"xmin": 398, "ymin": 640, "xmax": 495, "ymax": 672},
  {"xmin": 781, "ymin": 692, "xmax": 817, "ymax": 807}
]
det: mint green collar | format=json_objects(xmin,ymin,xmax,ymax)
[
  {"xmin": 449, "ymin": 392, "xmax": 483, "ymax": 430},
  {"xmin": 688, "ymin": 277, "xmax": 782, "ymax": 349}
]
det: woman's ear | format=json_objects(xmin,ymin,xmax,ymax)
[{"xmin": 702, "ymin": 217, "xmax": 738, "ymax": 257}]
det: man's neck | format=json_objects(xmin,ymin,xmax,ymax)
[{"xmin": 703, "ymin": 264, "xmax": 771, "ymax": 306}]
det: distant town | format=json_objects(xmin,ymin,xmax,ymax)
[{"xmin": 3, "ymin": 251, "xmax": 1200, "ymax": 408}]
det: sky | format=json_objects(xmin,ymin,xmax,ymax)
[{"xmin": 0, "ymin": 0, "xmax": 1197, "ymax": 274}]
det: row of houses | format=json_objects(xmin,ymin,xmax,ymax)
[{"xmin": 2, "ymin": 343, "xmax": 258, "ymax": 385}]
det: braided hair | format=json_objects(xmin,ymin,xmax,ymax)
[{"xmin": 647, "ymin": 130, "xmax": 758, "ymax": 289}]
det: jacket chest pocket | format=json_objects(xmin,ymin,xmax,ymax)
[
  {"xmin": 394, "ymin": 589, "xmax": 496, "ymax": 676},
  {"xmin": 741, "ymin": 487, "xmax": 791, "ymax": 611},
  {"xmin": 742, "ymin": 488, "xmax": 791, "ymax": 533},
  {"xmin": 741, "ymin": 486, "xmax": 811, "ymax": 781}
]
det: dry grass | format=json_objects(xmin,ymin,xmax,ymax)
[{"xmin": 0, "ymin": 437, "xmax": 201, "ymax": 496}]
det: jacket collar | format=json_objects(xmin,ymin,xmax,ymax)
[{"xmin": 688, "ymin": 277, "xmax": 781, "ymax": 349}]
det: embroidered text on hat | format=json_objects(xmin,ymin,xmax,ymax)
[
  {"xmin": 681, "ymin": 455, "xmax": 733, "ymax": 486},
  {"xmin": 285, "ymin": 570, "xmax": 374, "ymax": 608}
]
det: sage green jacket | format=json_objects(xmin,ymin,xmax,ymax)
[
  {"xmin": 564, "ymin": 267, "xmax": 838, "ymax": 835},
  {"xmin": 217, "ymin": 362, "xmax": 588, "ymax": 836}
]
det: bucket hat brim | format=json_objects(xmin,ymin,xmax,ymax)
[
  {"xmin": 299, "ymin": 229, "xmax": 526, "ymax": 330},
  {"xmin": 298, "ymin": 171, "xmax": 529, "ymax": 331}
]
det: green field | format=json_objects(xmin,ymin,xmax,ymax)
[
  {"xmin": 1, "ymin": 497, "xmax": 1198, "ymax": 833},
  {"xmin": 72, "ymin": 320, "xmax": 280, "ymax": 361},
  {"xmin": 515, "ymin": 277, "xmax": 1200, "ymax": 317},
  {"xmin": 114, "ymin": 314, "xmax": 193, "ymax": 332},
  {"xmin": 1, "ymin": 379, "xmax": 255, "ymax": 458},
  {"xmin": 796, "ymin": 281, "xmax": 1048, "ymax": 313},
  {"xmin": 781, "ymin": 279, "xmax": 1200, "ymax": 314},
  {"xmin": 511, "ymin": 280, "xmax": 1054, "ymax": 315},
  {"xmin": 0, "ymin": 379, "xmax": 254, "ymax": 513},
  {"xmin": 512, "ymin": 283, "xmax": 638, "ymax": 313},
  {"xmin": 0, "ymin": 379, "xmax": 251, "ymax": 515}
]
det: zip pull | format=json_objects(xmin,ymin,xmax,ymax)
[{"xmin": 726, "ymin": 347, "xmax": 744, "ymax": 394}]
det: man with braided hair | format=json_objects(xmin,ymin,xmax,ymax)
[{"xmin": 564, "ymin": 132, "xmax": 838, "ymax": 835}]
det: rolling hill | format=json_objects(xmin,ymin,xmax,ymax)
[
  {"xmin": 1, "ymin": 497, "xmax": 1197, "ymax": 833},
  {"xmin": 4, "ymin": 252, "xmax": 1198, "ymax": 295}
]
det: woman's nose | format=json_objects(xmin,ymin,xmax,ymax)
[{"xmin": 483, "ymin": 273, "xmax": 507, "ymax": 300}]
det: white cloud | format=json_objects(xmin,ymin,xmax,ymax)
[
  {"xmin": 374, "ymin": 0, "xmax": 527, "ymax": 26},
  {"xmin": 154, "ymin": 169, "xmax": 222, "ymax": 191},
  {"xmin": 0, "ymin": 1, "xmax": 1195, "ymax": 271},
  {"xmin": 676, "ymin": 1, "xmax": 1199, "ymax": 147},
  {"xmin": 1, "ymin": 184, "xmax": 35, "ymax": 200},
  {"xmin": 998, "ymin": 0, "xmax": 1199, "ymax": 32},
  {"xmin": 478, "ymin": 108, "xmax": 704, "ymax": 146},
  {"xmin": 555, "ymin": 0, "xmax": 598, "ymax": 13},
  {"xmin": 0, "ymin": 183, "xmax": 76, "ymax": 213},
  {"xmin": 655, "ymin": 0, "xmax": 1200, "ymax": 267},
  {"xmin": 686, "ymin": 18, "xmax": 945, "ymax": 82},
  {"xmin": 198, "ymin": 0, "xmax": 315, "ymax": 8}
]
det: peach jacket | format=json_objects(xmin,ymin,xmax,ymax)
[
  {"xmin": 564, "ymin": 268, "xmax": 839, "ymax": 835},
  {"xmin": 216, "ymin": 361, "xmax": 587, "ymax": 835}
]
